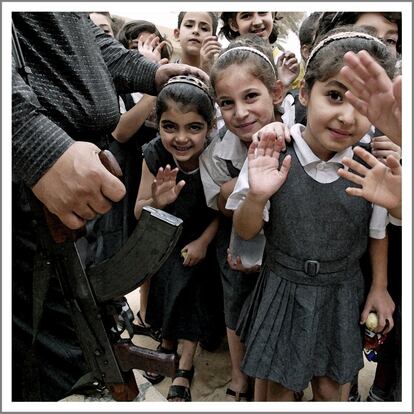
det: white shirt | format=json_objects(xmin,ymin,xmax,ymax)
[
  {"xmin": 200, "ymin": 130, "xmax": 248, "ymax": 210},
  {"xmin": 119, "ymin": 92, "xmax": 143, "ymax": 114},
  {"xmin": 226, "ymin": 124, "xmax": 387, "ymax": 238}
]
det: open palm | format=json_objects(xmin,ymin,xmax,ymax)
[
  {"xmin": 248, "ymin": 133, "xmax": 291, "ymax": 200},
  {"xmin": 151, "ymin": 165, "xmax": 185, "ymax": 209}
]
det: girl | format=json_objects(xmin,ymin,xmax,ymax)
[
  {"xmin": 219, "ymin": 12, "xmax": 299, "ymax": 92},
  {"xmin": 230, "ymin": 27, "xmax": 396, "ymax": 401},
  {"xmin": 174, "ymin": 11, "xmax": 221, "ymax": 74},
  {"xmin": 134, "ymin": 75, "xmax": 219, "ymax": 402},
  {"xmin": 200, "ymin": 34, "xmax": 285, "ymax": 401}
]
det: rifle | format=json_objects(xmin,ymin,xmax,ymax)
[{"xmin": 31, "ymin": 150, "xmax": 182, "ymax": 401}]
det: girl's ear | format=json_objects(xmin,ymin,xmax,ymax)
[
  {"xmin": 229, "ymin": 18, "xmax": 239, "ymax": 33},
  {"xmin": 299, "ymin": 80, "xmax": 309, "ymax": 107},
  {"xmin": 272, "ymin": 80, "xmax": 285, "ymax": 106},
  {"xmin": 173, "ymin": 28, "xmax": 180, "ymax": 41}
]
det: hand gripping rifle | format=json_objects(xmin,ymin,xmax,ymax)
[{"xmin": 31, "ymin": 150, "xmax": 182, "ymax": 400}]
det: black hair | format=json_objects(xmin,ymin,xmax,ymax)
[
  {"xmin": 299, "ymin": 12, "xmax": 322, "ymax": 47},
  {"xmin": 110, "ymin": 15, "xmax": 126, "ymax": 38},
  {"xmin": 304, "ymin": 25, "xmax": 396, "ymax": 92},
  {"xmin": 116, "ymin": 20, "xmax": 173, "ymax": 60},
  {"xmin": 210, "ymin": 34, "xmax": 278, "ymax": 98},
  {"xmin": 156, "ymin": 82, "xmax": 215, "ymax": 129},
  {"xmin": 177, "ymin": 12, "xmax": 219, "ymax": 35},
  {"xmin": 316, "ymin": 12, "xmax": 401, "ymax": 54},
  {"xmin": 219, "ymin": 12, "xmax": 280, "ymax": 44}
]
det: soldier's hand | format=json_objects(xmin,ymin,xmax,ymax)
[
  {"xmin": 32, "ymin": 142, "xmax": 126, "ymax": 229},
  {"xmin": 154, "ymin": 63, "xmax": 209, "ymax": 91}
]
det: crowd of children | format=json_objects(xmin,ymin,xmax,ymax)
[{"xmin": 87, "ymin": 11, "xmax": 402, "ymax": 403}]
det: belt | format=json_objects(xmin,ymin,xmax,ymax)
[{"xmin": 266, "ymin": 249, "xmax": 359, "ymax": 286}]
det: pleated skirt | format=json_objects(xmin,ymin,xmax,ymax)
[
  {"xmin": 216, "ymin": 219, "xmax": 259, "ymax": 330},
  {"xmin": 237, "ymin": 264, "xmax": 366, "ymax": 392}
]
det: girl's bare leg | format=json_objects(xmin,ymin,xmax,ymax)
[{"xmin": 311, "ymin": 376, "xmax": 341, "ymax": 401}]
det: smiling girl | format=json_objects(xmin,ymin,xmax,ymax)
[
  {"xmin": 200, "ymin": 35, "xmax": 285, "ymax": 401},
  {"xmin": 134, "ymin": 75, "xmax": 218, "ymax": 402},
  {"xmin": 229, "ymin": 27, "xmax": 396, "ymax": 401}
]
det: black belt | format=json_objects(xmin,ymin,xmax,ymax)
[{"xmin": 272, "ymin": 249, "xmax": 350, "ymax": 276}]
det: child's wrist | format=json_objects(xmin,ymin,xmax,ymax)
[{"xmin": 245, "ymin": 191, "xmax": 269, "ymax": 208}]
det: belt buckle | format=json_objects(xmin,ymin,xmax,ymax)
[{"xmin": 304, "ymin": 260, "xmax": 320, "ymax": 276}]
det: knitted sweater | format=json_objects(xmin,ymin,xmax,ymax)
[{"xmin": 12, "ymin": 12, "xmax": 159, "ymax": 186}]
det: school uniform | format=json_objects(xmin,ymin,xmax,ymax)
[
  {"xmin": 228, "ymin": 124, "xmax": 377, "ymax": 391},
  {"xmin": 143, "ymin": 137, "xmax": 218, "ymax": 342},
  {"xmin": 200, "ymin": 130, "xmax": 259, "ymax": 329}
]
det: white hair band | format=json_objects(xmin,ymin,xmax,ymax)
[
  {"xmin": 305, "ymin": 31, "xmax": 386, "ymax": 73},
  {"xmin": 217, "ymin": 46, "xmax": 276, "ymax": 76}
]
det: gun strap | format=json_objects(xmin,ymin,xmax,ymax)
[
  {"xmin": 12, "ymin": 19, "xmax": 32, "ymax": 85},
  {"xmin": 28, "ymin": 194, "xmax": 56, "ymax": 344}
]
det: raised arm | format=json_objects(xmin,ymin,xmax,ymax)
[
  {"xmin": 340, "ymin": 50, "xmax": 401, "ymax": 145},
  {"xmin": 134, "ymin": 162, "xmax": 185, "ymax": 220},
  {"xmin": 338, "ymin": 146, "xmax": 401, "ymax": 219},
  {"xmin": 233, "ymin": 133, "xmax": 291, "ymax": 240}
]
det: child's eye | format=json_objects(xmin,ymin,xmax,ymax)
[
  {"xmin": 219, "ymin": 99, "xmax": 233, "ymax": 109},
  {"xmin": 200, "ymin": 24, "xmax": 211, "ymax": 32},
  {"xmin": 188, "ymin": 124, "xmax": 204, "ymax": 133},
  {"xmin": 385, "ymin": 38, "xmax": 397, "ymax": 46},
  {"xmin": 327, "ymin": 91, "xmax": 343, "ymax": 102},
  {"xmin": 239, "ymin": 12, "xmax": 252, "ymax": 20},
  {"xmin": 162, "ymin": 123, "xmax": 176, "ymax": 131},
  {"xmin": 245, "ymin": 92, "xmax": 259, "ymax": 101}
]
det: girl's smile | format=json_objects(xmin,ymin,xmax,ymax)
[
  {"xmin": 215, "ymin": 63, "xmax": 279, "ymax": 144},
  {"xmin": 159, "ymin": 105, "xmax": 208, "ymax": 171},
  {"xmin": 300, "ymin": 73, "xmax": 371, "ymax": 161},
  {"xmin": 231, "ymin": 12, "xmax": 274, "ymax": 41}
]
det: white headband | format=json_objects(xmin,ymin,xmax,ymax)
[
  {"xmin": 217, "ymin": 46, "xmax": 276, "ymax": 76},
  {"xmin": 305, "ymin": 31, "xmax": 386, "ymax": 73}
]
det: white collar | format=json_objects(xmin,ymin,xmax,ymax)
[{"xmin": 213, "ymin": 130, "xmax": 249, "ymax": 167}]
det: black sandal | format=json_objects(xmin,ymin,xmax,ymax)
[
  {"xmin": 143, "ymin": 345, "xmax": 177, "ymax": 385},
  {"xmin": 225, "ymin": 387, "xmax": 250, "ymax": 402},
  {"xmin": 167, "ymin": 366, "xmax": 195, "ymax": 402},
  {"xmin": 133, "ymin": 311, "xmax": 162, "ymax": 342}
]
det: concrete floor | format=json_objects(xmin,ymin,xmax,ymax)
[
  {"xmin": 62, "ymin": 286, "xmax": 377, "ymax": 403},
  {"xmin": 124, "ymin": 287, "xmax": 377, "ymax": 402}
]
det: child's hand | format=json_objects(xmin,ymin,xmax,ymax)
[
  {"xmin": 338, "ymin": 146, "xmax": 401, "ymax": 211},
  {"xmin": 151, "ymin": 164, "xmax": 185, "ymax": 209},
  {"xmin": 134, "ymin": 33, "xmax": 168, "ymax": 63},
  {"xmin": 227, "ymin": 249, "xmax": 261, "ymax": 273},
  {"xmin": 181, "ymin": 239, "xmax": 208, "ymax": 267},
  {"xmin": 360, "ymin": 285, "xmax": 395, "ymax": 335},
  {"xmin": 247, "ymin": 132, "xmax": 291, "ymax": 201},
  {"xmin": 252, "ymin": 122, "xmax": 291, "ymax": 147},
  {"xmin": 340, "ymin": 50, "xmax": 401, "ymax": 146},
  {"xmin": 371, "ymin": 135, "xmax": 401, "ymax": 163},
  {"xmin": 200, "ymin": 36, "xmax": 222, "ymax": 74},
  {"xmin": 276, "ymin": 51, "xmax": 299, "ymax": 87}
]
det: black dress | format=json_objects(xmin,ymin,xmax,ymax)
[{"xmin": 144, "ymin": 137, "xmax": 218, "ymax": 341}]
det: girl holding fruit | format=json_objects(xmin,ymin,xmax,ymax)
[{"xmin": 229, "ymin": 27, "xmax": 396, "ymax": 401}]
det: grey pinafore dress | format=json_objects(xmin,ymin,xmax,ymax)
[
  {"xmin": 237, "ymin": 145, "xmax": 372, "ymax": 391},
  {"xmin": 215, "ymin": 152, "xmax": 259, "ymax": 330}
]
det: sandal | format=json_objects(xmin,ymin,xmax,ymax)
[
  {"xmin": 225, "ymin": 387, "xmax": 250, "ymax": 402},
  {"xmin": 167, "ymin": 366, "xmax": 195, "ymax": 402},
  {"xmin": 143, "ymin": 345, "xmax": 177, "ymax": 385},
  {"xmin": 133, "ymin": 311, "xmax": 162, "ymax": 342}
]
